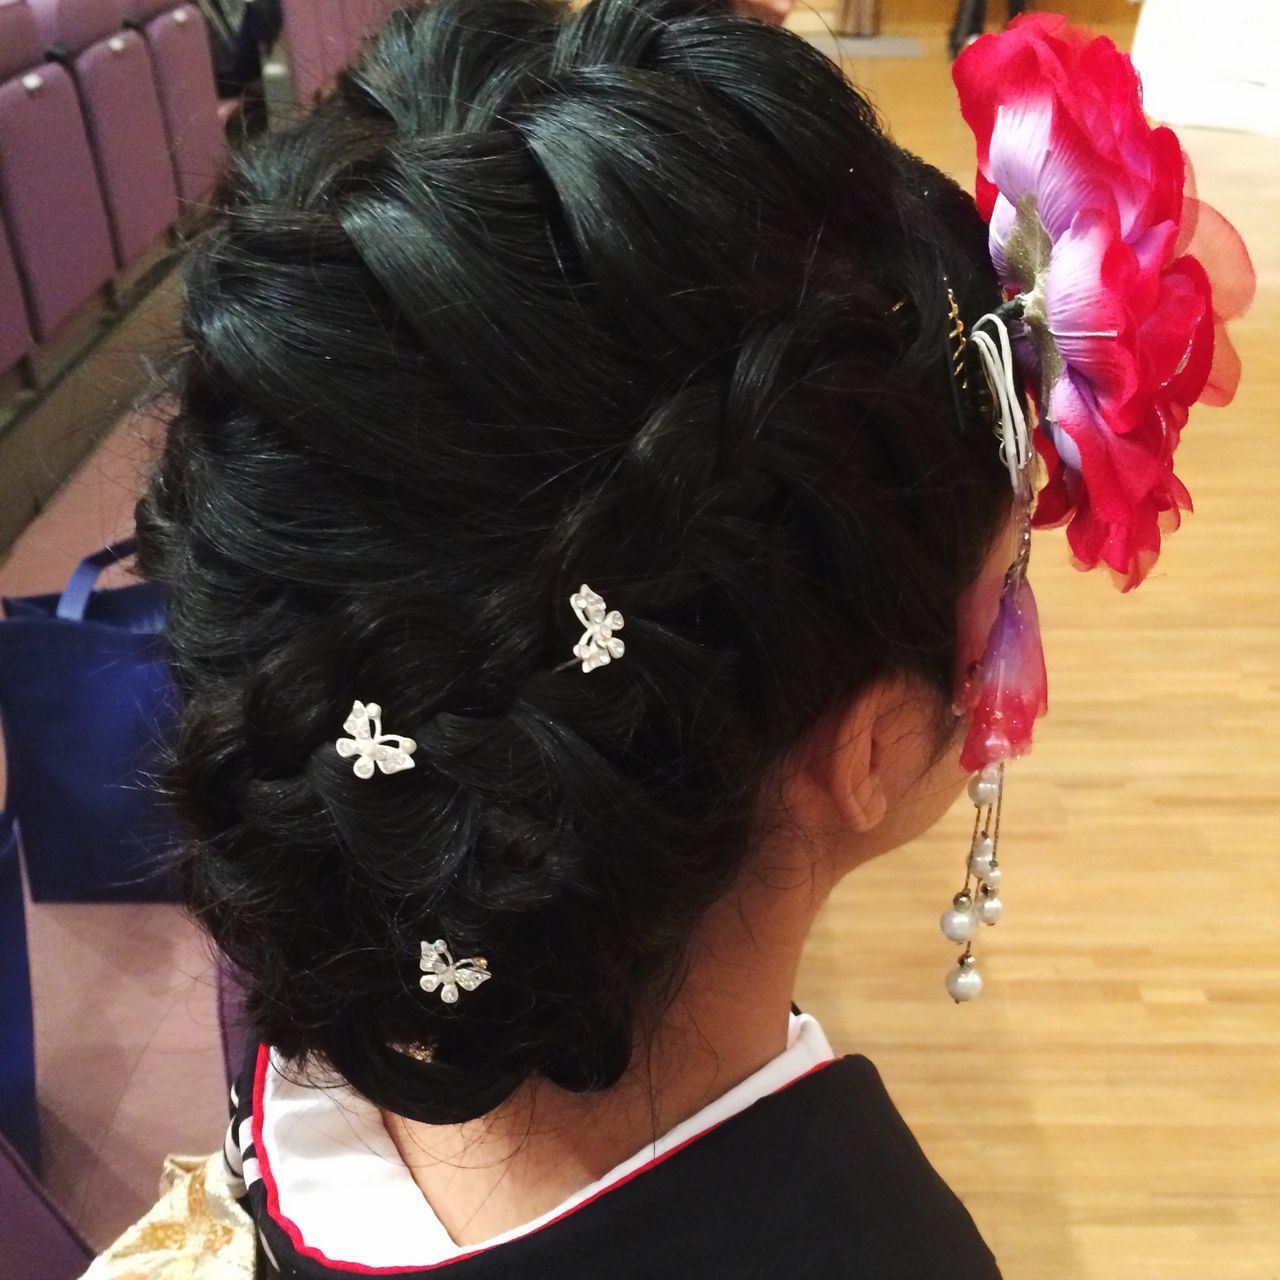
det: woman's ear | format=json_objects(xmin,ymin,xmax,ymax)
[{"xmin": 803, "ymin": 678, "xmax": 894, "ymax": 835}]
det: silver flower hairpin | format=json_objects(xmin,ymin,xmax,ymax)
[
  {"xmin": 334, "ymin": 699, "xmax": 418, "ymax": 779},
  {"xmin": 570, "ymin": 584, "xmax": 625, "ymax": 673},
  {"xmin": 419, "ymin": 939, "xmax": 492, "ymax": 1004}
]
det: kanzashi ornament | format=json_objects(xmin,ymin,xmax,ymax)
[{"xmin": 940, "ymin": 14, "xmax": 1253, "ymax": 1001}]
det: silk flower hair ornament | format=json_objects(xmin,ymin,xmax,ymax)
[{"xmin": 941, "ymin": 13, "xmax": 1255, "ymax": 1001}]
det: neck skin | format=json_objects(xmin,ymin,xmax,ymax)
[{"xmin": 382, "ymin": 835, "xmax": 840, "ymax": 1248}]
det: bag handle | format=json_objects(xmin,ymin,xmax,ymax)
[{"xmin": 56, "ymin": 538, "xmax": 139, "ymax": 622}]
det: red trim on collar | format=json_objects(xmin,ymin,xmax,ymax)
[{"xmin": 252, "ymin": 1043, "xmax": 838, "ymax": 1274}]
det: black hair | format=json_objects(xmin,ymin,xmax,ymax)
[{"xmin": 133, "ymin": 0, "xmax": 1011, "ymax": 1124}]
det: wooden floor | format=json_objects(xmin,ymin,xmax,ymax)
[{"xmin": 788, "ymin": 17, "xmax": 1280, "ymax": 1280}]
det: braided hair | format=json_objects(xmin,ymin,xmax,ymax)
[{"xmin": 134, "ymin": 0, "xmax": 1011, "ymax": 1124}]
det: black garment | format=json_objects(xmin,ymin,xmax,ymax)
[
  {"xmin": 196, "ymin": 0, "xmax": 283, "ymax": 97},
  {"xmin": 229, "ymin": 1036, "xmax": 1003, "ymax": 1279},
  {"xmin": 948, "ymin": 0, "xmax": 1029, "ymax": 60}
]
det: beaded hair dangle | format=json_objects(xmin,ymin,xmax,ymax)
[
  {"xmin": 942, "ymin": 763, "xmax": 1007, "ymax": 1001},
  {"xmin": 940, "ymin": 284, "xmax": 1044, "ymax": 1003}
]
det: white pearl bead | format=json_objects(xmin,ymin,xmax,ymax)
[
  {"xmin": 941, "ymin": 907, "xmax": 977, "ymax": 942},
  {"xmin": 969, "ymin": 837, "xmax": 995, "ymax": 882},
  {"xmin": 967, "ymin": 773, "xmax": 999, "ymax": 807},
  {"xmin": 977, "ymin": 894, "xmax": 1003, "ymax": 925},
  {"xmin": 946, "ymin": 965, "xmax": 983, "ymax": 1001},
  {"xmin": 980, "ymin": 860, "xmax": 1002, "ymax": 890}
]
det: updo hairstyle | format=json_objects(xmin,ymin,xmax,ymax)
[{"xmin": 133, "ymin": 0, "xmax": 1010, "ymax": 1123}]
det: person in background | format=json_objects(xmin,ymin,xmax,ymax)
[
  {"xmin": 196, "ymin": 0, "xmax": 282, "ymax": 132},
  {"xmin": 948, "ymin": 0, "xmax": 1027, "ymax": 58}
]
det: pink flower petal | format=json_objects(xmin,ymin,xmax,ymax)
[
  {"xmin": 1039, "ymin": 375, "xmax": 1192, "ymax": 590},
  {"xmin": 989, "ymin": 193, "xmax": 1018, "ymax": 285},
  {"xmin": 1044, "ymin": 207, "xmax": 1140, "ymax": 407},
  {"xmin": 1140, "ymin": 262, "xmax": 1211, "ymax": 400},
  {"xmin": 1127, "ymin": 220, "xmax": 1180, "ymax": 317},
  {"xmin": 987, "ymin": 95, "xmax": 1116, "ymax": 244},
  {"xmin": 1178, "ymin": 191, "xmax": 1257, "ymax": 321}
]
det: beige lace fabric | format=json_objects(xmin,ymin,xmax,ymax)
[{"xmin": 79, "ymin": 1151, "xmax": 254, "ymax": 1280}]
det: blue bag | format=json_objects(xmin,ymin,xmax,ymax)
[
  {"xmin": 0, "ymin": 539, "xmax": 181, "ymax": 903},
  {"xmin": 0, "ymin": 807, "xmax": 39, "ymax": 1170}
]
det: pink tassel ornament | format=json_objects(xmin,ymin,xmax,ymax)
[{"xmin": 956, "ymin": 573, "xmax": 1048, "ymax": 774}]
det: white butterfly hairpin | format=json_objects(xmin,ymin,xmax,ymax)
[
  {"xmin": 569, "ymin": 584, "xmax": 625, "ymax": 673},
  {"xmin": 419, "ymin": 939, "xmax": 492, "ymax": 1004},
  {"xmin": 334, "ymin": 699, "xmax": 418, "ymax": 779}
]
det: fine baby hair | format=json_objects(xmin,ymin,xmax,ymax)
[{"xmin": 133, "ymin": 0, "xmax": 1013, "ymax": 1125}]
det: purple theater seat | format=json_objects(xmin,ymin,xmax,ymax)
[
  {"xmin": 342, "ymin": 0, "xmax": 396, "ymax": 48},
  {"xmin": 281, "ymin": 0, "xmax": 354, "ymax": 108},
  {"xmin": 119, "ymin": 0, "xmax": 170, "ymax": 23},
  {"xmin": 29, "ymin": 0, "xmax": 180, "ymax": 268},
  {"xmin": 123, "ymin": 2, "xmax": 227, "ymax": 209},
  {"xmin": 0, "ymin": 210, "xmax": 34, "ymax": 374},
  {"xmin": 0, "ymin": 0, "xmax": 115, "ymax": 342},
  {"xmin": 0, "ymin": 1132, "xmax": 93, "ymax": 1280}
]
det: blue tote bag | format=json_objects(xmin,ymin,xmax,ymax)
[
  {"xmin": 0, "ymin": 806, "xmax": 39, "ymax": 1170},
  {"xmin": 0, "ymin": 538, "xmax": 181, "ymax": 903}
]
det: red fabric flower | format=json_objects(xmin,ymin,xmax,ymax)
[{"xmin": 953, "ymin": 14, "xmax": 1255, "ymax": 590}]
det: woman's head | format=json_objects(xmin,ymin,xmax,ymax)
[{"xmin": 134, "ymin": 0, "xmax": 1011, "ymax": 1124}]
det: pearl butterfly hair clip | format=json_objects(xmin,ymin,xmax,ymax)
[
  {"xmin": 333, "ymin": 587, "xmax": 627, "ymax": 1001},
  {"xmin": 420, "ymin": 939, "xmax": 491, "ymax": 1004},
  {"xmin": 334, "ymin": 700, "xmax": 417, "ymax": 778},
  {"xmin": 567, "ymin": 584, "xmax": 625, "ymax": 673},
  {"xmin": 334, "ymin": 588, "xmax": 626, "ymax": 779}
]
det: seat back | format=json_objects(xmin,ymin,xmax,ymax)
[
  {"xmin": 0, "ymin": 209, "xmax": 34, "ymax": 374},
  {"xmin": 0, "ymin": 0, "xmax": 115, "ymax": 340},
  {"xmin": 0, "ymin": 1131, "xmax": 93, "ymax": 1280},
  {"xmin": 28, "ymin": 0, "xmax": 179, "ymax": 266},
  {"xmin": 281, "ymin": 0, "xmax": 352, "ymax": 108},
  {"xmin": 342, "ymin": 0, "xmax": 396, "ymax": 48},
  {"xmin": 130, "ymin": 3, "xmax": 227, "ymax": 206}
]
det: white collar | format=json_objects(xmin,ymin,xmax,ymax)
[{"xmin": 255, "ymin": 1011, "xmax": 835, "ymax": 1270}]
